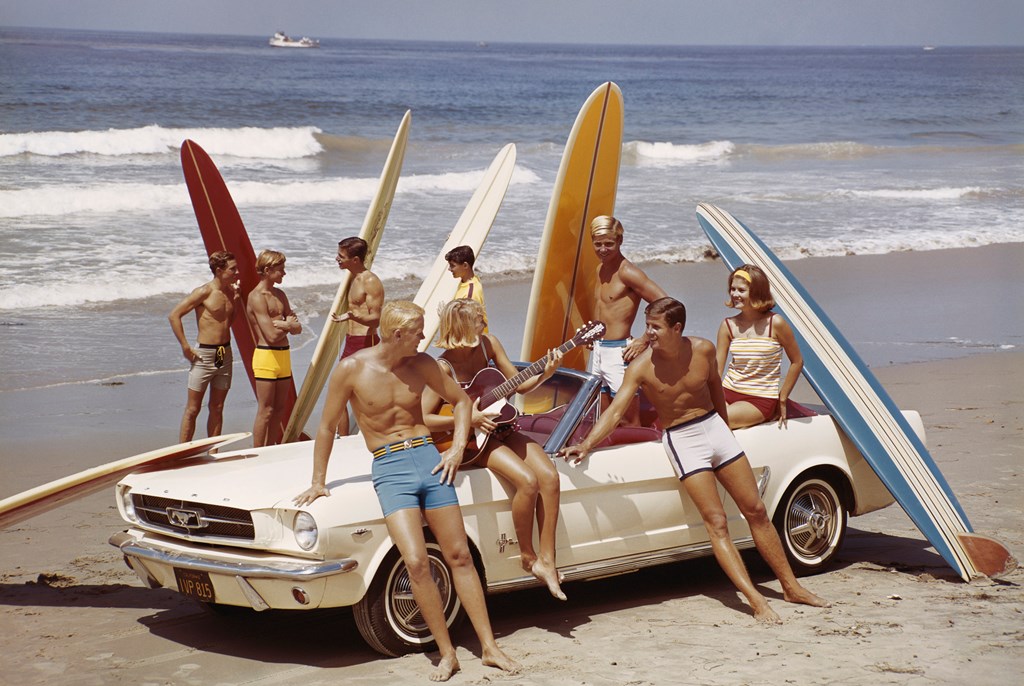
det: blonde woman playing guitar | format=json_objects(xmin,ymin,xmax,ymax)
[{"xmin": 422, "ymin": 298, "xmax": 569, "ymax": 600}]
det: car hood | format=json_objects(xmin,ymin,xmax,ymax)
[{"xmin": 119, "ymin": 436, "xmax": 375, "ymax": 511}]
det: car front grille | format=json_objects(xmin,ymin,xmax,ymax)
[{"xmin": 132, "ymin": 494, "xmax": 255, "ymax": 540}]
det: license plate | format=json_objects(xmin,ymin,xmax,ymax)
[{"xmin": 174, "ymin": 568, "xmax": 215, "ymax": 602}]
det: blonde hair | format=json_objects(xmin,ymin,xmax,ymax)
[
  {"xmin": 590, "ymin": 215, "xmax": 623, "ymax": 240},
  {"xmin": 380, "ymin": 300, "xmax": 424, "ymax": 339},
  {"xmin": 256, "ymin": 249, "xmax": 285, "ymax": 274},
  {"xmin": 434, "ymin": 298, "xmax": 484, "ymax": 349},
  {"xmin": 726, "ymin": 264, "xmax": 775, "ymax": 312}
]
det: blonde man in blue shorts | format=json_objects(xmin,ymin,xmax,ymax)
[
  {"xmin": 294, "ymin": 301, "xmax": 520, "ymax": 682},
  {"xmin": 561, "ymin": 297, "xmax": 829, "ymax": 624}
]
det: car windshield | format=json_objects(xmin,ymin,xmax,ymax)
[{"xmin": 511, "ymin": 366, "xmax": 601, "ymax": 453}]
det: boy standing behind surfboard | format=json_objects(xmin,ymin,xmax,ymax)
[
  {"xmin": 589, "ymin": 216, "xmax": 667, "ymax": 425},
  {"xmin": 248, "ymin": 249, "xmax": 302, "ymax": 447},
  {"xmin": 446, "ymin": 245, "xmax": 488, "ymax": 331},
  {"xmin": 168, "ymin": 250, "xmax": 240, "ymax": 443}
]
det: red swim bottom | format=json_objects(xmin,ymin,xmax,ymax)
[
  {"xmin": 723, "ymin": 388, "xmax": 778, "ymax": 420},
  {"xmin": 723, "ymin": 388, "xmax": 818, "ymax": 421}
]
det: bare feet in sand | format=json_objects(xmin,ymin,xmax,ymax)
[
  {"xmin": 482, "ymin": 646, "xmax": 522, "ymax": 675},
  {"xmin": 430, "ymin": 654, "xmax": 460, "ymax": 682},
  {"xmin": 752, "ymin": 600, "xmax": 782, "ymax": 625},
  {"xmin": 530, "ymin": 559, "xmax": 567, "ymax": 600},
  {"xmin": 784, "ymin": 586, "xmax": 831, "ymax": 608}
]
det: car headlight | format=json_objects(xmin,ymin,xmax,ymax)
[
  {"xmin": 294, "ymin": 511, "xmax": 318, "ymax": 551},
  {"xmin": 120, "ymin": 487, "xmax": 137, "ymax": 522}
]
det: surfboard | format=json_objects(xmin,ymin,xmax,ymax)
[
  {"xmin": 415, "ymin": 143, "xmax": 517, "ymax": 351},
  {"xmin": 521, "ymin": 82, "xmax": 623, "ymax": 370},
  {"xmin": 696, "ymin": 202, "xmax": 1017, "ymax": 581},
  {"xmin": 282, "ymin": 111, "xmax": 412, "ymax": 443},
  {"xmin": 180, "ymin": 140, "xmax": 299, "ymax": 441},
  {"xmin": 0, "ymin": 433, "xmax": 249, "ymax": 529}
]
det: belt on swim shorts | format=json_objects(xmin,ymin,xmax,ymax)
[
  {"xmin": 371, "ymin": 436, "xmax": 434, "ymax": 459},
  {"xmin": 199, "ymin": 342, "xmax": 231, "ymax": 368},
  {"xmin": 256, "ymin": 344, "xmax": 290, "ymax": 351},
  {"xmin": 596, "ymin": 338, "xmax": 629, "ymax": 347}
]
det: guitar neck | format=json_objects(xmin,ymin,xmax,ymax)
[{"xmin": 479, "ymin": 337, "xmax": 581, "ymax": 407}]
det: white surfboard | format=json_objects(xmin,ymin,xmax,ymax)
[
  {"xmin": 283, "ymin": 111, "xmax": 412, "ymax": 443},
  {"xmin": 415, "ymin": 143, "xmax": 516, "ymax": 351},
  {"xmin": 0, "ymin": 433, "xmax": 249, "ymax": 529}
]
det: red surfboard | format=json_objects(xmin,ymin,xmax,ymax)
[{"xmin": 180, "ymin": 140, "xmax": 298, "ymax": 441}]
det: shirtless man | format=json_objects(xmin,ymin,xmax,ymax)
[
  {"xmin": 332, "ymin": 236, "xmax": 384, "ymax": 357},
  {"xmin": 168, "ymin": 251, "xmax": 240, "ymax": 442},
  {"xmin": 294, "ymin": 301, "xmax": 520, "ymax": 682},
  {"xmin": 589, "ymin": 215, "xmax": 667, "ymax": 425},
  {"xmin": 248, "ymin": 249, "xmax": 302, "ymax": 447},
  {"xmin": 331, "ymin": 236, "xmax": 384, "ymax": 434},
  {"xmin": 561, "ymin": 297, "xmax": 828, "ymax": 624}
]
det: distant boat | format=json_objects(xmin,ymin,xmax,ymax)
[
  {"xmin": 269, "ymin": 31, "xmax": 319, "ymax": 48},
  {"xmin": 923, "ymin": 45, "xmax": 936, "ymax": 51}
]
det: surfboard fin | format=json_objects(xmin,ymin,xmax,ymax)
[{"xmin": 957, "ymin": 532, "xmax": 1018, "ymax": 580}]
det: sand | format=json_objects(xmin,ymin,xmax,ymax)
[{"xmin": 1, "ymin": 246, "xmax": 1022, "ymax": 685}]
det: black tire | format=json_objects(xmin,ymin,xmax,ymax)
[
  {"xmin": 772, "ymin": 474, "xmax": 848, "ymax": 575},
  {"xmin": 353, "ymin": 542, "xmax": 466, "ymax": 657}
]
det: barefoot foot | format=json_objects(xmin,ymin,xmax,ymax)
[
  {"xmin": 482, "ymin": 646, "xmax": 521, "ymax": 675},
  {"xmin": 752, "ymin": 601, "xmax": 782, "ymax": 625},
  {"xmin": 784, "ymin": 586, "xmax": 830, "ymax": 608},
  {"xmin": 531, "ymin": 560, "xmax": 567, "ymax": 600},
  {"xmin": 429, "ymin": 654, "xmax": 460, "ymax": 682}
]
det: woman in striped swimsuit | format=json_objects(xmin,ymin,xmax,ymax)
[{"xmin": 716, "ymin": 264, "xmax": 805, "ymax": 429}]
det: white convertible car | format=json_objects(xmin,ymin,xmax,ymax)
[{"xmin": 110, "ymin": 367, "xmax": 912, "ymax": 656}]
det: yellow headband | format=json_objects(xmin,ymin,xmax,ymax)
[{"xmin": 734, "ymin": 269, "xmax": 752, "ymax": 283}]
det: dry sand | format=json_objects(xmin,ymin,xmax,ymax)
[{"xmin": 1, "ymin": 246, "xmax": 1022, "ymax": 684}]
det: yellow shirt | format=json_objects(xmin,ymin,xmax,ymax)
[{"xmin": 455, "ymin": 276, "xmax": 488, "ymax": 332}]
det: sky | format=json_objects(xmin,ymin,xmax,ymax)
[{"xmin": 1, "ymin": 0, "xmax": 1021, "ymax": 46}]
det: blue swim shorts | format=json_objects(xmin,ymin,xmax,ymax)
[{"xmin": 371, "ymin": 438, "xmax": 460, "ymax": 517}]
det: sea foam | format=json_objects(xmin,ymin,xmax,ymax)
[{"xmin": 0, "ymin": 125, "xmax": 325, "ymax": 159}]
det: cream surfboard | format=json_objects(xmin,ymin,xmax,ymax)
[
  {"xmin": 0, "ymin": 433, "xmax": 249, "ymax": 529},
  {"xmin": 415, "ymin": 143, "xmax": 516, "ymax": 351},
  {"xmin": 696, "ymin": 202, "xmax": 1017, "ymax": 580},
  {"xmin": 283, "ymin": 111, "xmax": 411, "ymax": 443},
  {"xmin": 522, "ymin": 82, "xmax": 623, "ymax": 370}
]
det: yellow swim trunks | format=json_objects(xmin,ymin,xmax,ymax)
[{"xmin": 252, "ymin": 345, "xmax": 292, "ymax": 381}]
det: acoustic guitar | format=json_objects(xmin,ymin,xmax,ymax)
[{"xmin": 433, "ymin": 320, "xmax": 606, "ymax": 463}]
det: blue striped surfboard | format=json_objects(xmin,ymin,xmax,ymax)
[{"xmin": 696, "ymin": 202, "xmax": 1015, "ymax": 581}]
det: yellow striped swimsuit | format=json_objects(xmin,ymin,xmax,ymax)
[{"xmin": 722, "ymin": 315, "xmax": 782, "ymax": 399}]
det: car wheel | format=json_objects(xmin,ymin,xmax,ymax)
[
  {"xmin": 353, "ymin": 542, "xmax": 466, "ymax": 657},
  {"xmin": 773, "ymin": 475, "xmax": 848, "ymax": 575}
]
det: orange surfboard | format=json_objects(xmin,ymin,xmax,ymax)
[
  {"xmin": 180, "ymin": 140, "xmax": 299, "ymax": 439},
  {"xmin": 521, "ymin": 82, "xmax": 623, "ymax": 370}
]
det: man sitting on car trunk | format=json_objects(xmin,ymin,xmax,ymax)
[{"xmin": 293, "ymin": 300, "xmax": 520, "ymax": 681}]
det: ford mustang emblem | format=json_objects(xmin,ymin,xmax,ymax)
[{"xmin": 166, "ymin": 507, "xmax": 206, "ymax": 529}]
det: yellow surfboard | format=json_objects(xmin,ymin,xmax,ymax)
[
  {"xmin": 283, "ymin": 111, "xmax": 412, "ymax": 443},
  {"xmin": 0, "ymin": 433, "xmax": 249, "ymax": 529},
  {"xmin": 521, "ymin": 82, "xmax": 623, "ymax": 370},
  {"xmin": 415, "ymin": 143, "xmax": 516, "ymax": 351}
]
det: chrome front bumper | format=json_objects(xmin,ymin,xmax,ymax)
[{"xmin": 109, "ymin": 531, "xmax": 358, "ymax": 580}]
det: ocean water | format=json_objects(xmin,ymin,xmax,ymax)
[{"xmin": 1, "ymin": 28, "xmax": 1022, "ymax": 393}]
